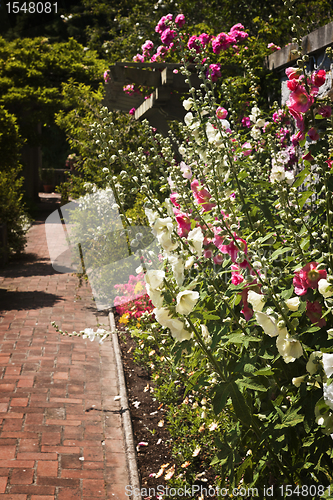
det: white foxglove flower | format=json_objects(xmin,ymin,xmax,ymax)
[
  {"xmin": 188, "ymin": 227, "xmax": 204, "ymax": 257},
  {"xmin": 247, "ymin": 290, "xmax": 265, "ymax": 312},
  {"xmin": 255, "ymin": 311, "xmax": 279, "ymax": 337},
  {"xmin": 276, "ymin": 328, "xmax": 303, "ymax": 363},
  {"xmin": 285, "ymin": 296, "xmax": 300, "ymax": 311},
  {"xmin": 318, "ymin": 278, "xmax": 333, "ymax": 298},
  {"xmin": 176, "ymin": 290, "xmax": 200, "ymax": 315},
  {"xmin": 144, "ymin": 270, "xmax": 165, "ymax": 290},
  {"xmin": 323, "ymin": 353, "xmax": 333, "ymax": 378}
]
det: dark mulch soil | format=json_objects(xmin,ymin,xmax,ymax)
[{"xmin": 117, "ymin": 320, "xmax": 174, "ymax": 498}]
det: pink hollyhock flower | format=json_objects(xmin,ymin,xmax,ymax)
[
  {"xmin": 291, "ymin": 130, "xmax": 305, "ymax": 146},
  {"xmin": 174, "ymin": 210, "xmax": 191, "ymax": 237},
  {"xmin": 175, "ymin": 13, "xmax": 185, "ymax": 27},
  {"xmin": 287, "ymin": 86, "xmax": 314, "ymax": 114},
  {"xmin": 306, "ymin": 301, "xmax": 326, "ymax": 327},
  {"xmin": 179, "ymin": 161, "xmax": 192, "ymax": 179},
  {"xmin": 231, "ymin": 264, "xmax": 244, "ymax": 285},
  {"xmin": 242, "ymin": 142, "xmax": 252, "ymax": 156},
  {"xmin": 212, "ymin": 33, "xmax": 233, "ymax": 54},
  {"xmin": 204, "ymin": 249, "xmax": 213, "ymax": 259},
  {"xmin": 216, "ymin": 106, "xmax": 228, "ymax": 119},
  {"xmin": 288, "ymin": 108, "xmax": 305, "ymax": 131},
  {"xmin": 317, "ymin": 105, "xmax": 332, "ymax": 118},
  {"xmin": 142, "ymin": 40, "xmax": 154, "ymax": 54},
  {"xmin": 191, "ymin": 179, "xmax": 216, "ymax": 212},
  {"xmin": 161, "ymin": 28, "xmax": 176, "ymax": 47},
  {"xmin": 308, "ymin": 127, "xmax": 320, "ymax": 141},
  {"xmin": 129, "ymin": 108, "xmax": 136, "ymax": 115},
  {"xmin": 213, "ymin": 253, "xmax": 224, "ymax": 265},
  {"xmin": 103, "ymin": 70, "xmax": 110, "ymax": 84},
  {"xmin": 302, "ymin": 151, "xmax": 314, "ymax": 162},
  {"xmin": 311, "ymin": 69, "xmax": 326, "ymax": 87},
  {"xmin": 199, "ymin": 33, "xmax": 210, "ymax": 47},
  {"xmin": 241, "ymin": 116, "xmax": 251, "ymax": 128},
  {"xmin": 326, "ymin": 158, "xmax": 333, "ymax": 168},
  {"xmin": 170, "ymin": 192, "xmax": 180, "ymax": 208},
  {"xmin": 187, "ymin": 35, "xmax": 201, "ymax": 53},
  {"xmin": 241, "ymin": 289, "xmax": 253, "ymax": 321},
  {"xmin": 268, "ymin": 42, "xmax": 281, "ymax": 51},
  {"xmin": 133, "ymin": 54, "xmax": 145, "ymax": 62},
  {"xmin": 214, "ymin": 233, "xmax": 248, "ymax": 266},
  {"xmin": 285, "ymin": 67, "xmax": 299, "ymax": 80},
  {"xmin": 293, "ymin": 262, "xmax": 327, "ymax": 296},
  {"xmin": 206, "ymin": 64, "xmax": 221, "ymax": 82},
  {"xmin": 287, "ymin": 79, "xmax": 299, "ymax": 91},
  {"xmin": 155, "ymin": 14, "xmax": 172, "ymax": 34}
]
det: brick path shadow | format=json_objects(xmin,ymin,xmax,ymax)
[{"xmin": 0, "ymin": 289, "xmax": 63, "ymax": 313}]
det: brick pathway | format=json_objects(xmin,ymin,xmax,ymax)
[{"xmin": 0, "ymin": 216, "xmax": 130, "ymax": 500}]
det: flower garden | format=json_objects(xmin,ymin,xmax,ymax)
[{"xmin": 52, "ymin": 4, "xmax": 333, "ymax": 500}]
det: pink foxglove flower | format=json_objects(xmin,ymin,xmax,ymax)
[
  {"xmin": 306, "ymin": 301, "xmax": 326, "ymax": 327},
  {"xmin": 293, "ymin": 262, "xmax": 327, "ymax": 296}
]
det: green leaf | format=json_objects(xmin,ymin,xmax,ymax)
[
  {"xmin": 298, "ymin": 190, "xmax": 313, "ymax": 209},
  {"xmin": 275, "ymin": 407, "xmax": 304, "ymax": 429},
  {"xmin": 281, "ymin": 286, "xmax": 294, "ymax": 300},
  {"xmin": 213, "ymin": 382, "xmax": 231, "ymax": 414},
  {"xmin": 230, "ymin": 382, "xmax": 252, "ymax": 426},
  {"xmin": 300, "ymin": 235, "xmax": 310, "ymax": 250},
  {"xmin": 259, "ymin": 232, "xmax": 276, "ymax": 244},
  {"xmin": 293, "ymin": 166, "xmax": 309, "ymax": 188},
  {"xmin": 270, "ymin": 246, "xmax": 292, "ymax": 260},
  {"xmin": 253, "ymin": 367, "xmax": 275, "ymax": 376},
  {"xmin": 315, "ymin": 114, "xmax": 325, "ymax": 119},
  {"xmin": 237, "ymin": 379, "xmax": 266, "ymax": 391}
]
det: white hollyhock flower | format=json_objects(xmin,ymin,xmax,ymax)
[
  {"xmin": 249, "ymin": 106, "xmax": 260, "ymax": 121},
  {"xmin": 183, "ymin": 98, "xmax": 193, "ymax": 111},
  {"xmin": 318, "ymin": 278, "xmax": 333, "ymax": 298},
  {"xmin": 153, "ymin": 217, "xmax": 178, "ymax": 253},
  {"xmin": 285, "ymin": 296, "xmax": 300, "ymax": 311},
  {"xmin": 179, "ymin": 145, "xmax": 186, "ymax": 156},
  {"xmin": 144, "ymin": 270, "xmax": 165, "ymax": 290},
  {"xmin": 315, "ymin": 405, "xmax": 333, "ymax": 435},
  {"xmin": 167, "ymin": 318, "xmax": 191, "ymax": 341},
  {"xmin": 247, "ymin": 290, "xmax": 265, "ymax": 312},
  {"xmin": 146, "ymin": 284, "xmax": 164, "ymax": 308},
  {"xmin": 188, "ymin": 227, "xmax": 204, "ymax": 257},
  {"xmin": 175, "ymin": 290, "xmax": 200, "ymax": 315},
  {"xmin": 285, "ymin": 170, "xmax": 295, "ymax": 185},
  {"xmin": 185, "ymin": 256, "xmax": 195, "ymax": 270},
  {"xmin": 201, "ymin": 324, "xmax": 212, "ymax": 345},
  {"xmin": 306, "ymin": 351, "xmax": 322, "ymax": 375},
  {"xmin": 323, "ymin": 353, "xmax": 333, "ymax": 378},
  {"xmin": 292, "ymin": 375, "xmax": 306, "ymax": 387},
  {"xmin": 270, "ymin": 165, "xmax": 285, "ymax": 183},
  {"xmin": 154, "ymin": 307, "xmax": 173, "ymax": 327},
  {"xmin": 276, "ymin": 328, "xmax": 303, "ymax": 363},
  {"xmin": 255, "ymin": 311, "xmax": 279, "ymax": 337},
  {"xmin": 255, "ymin": 118, "xmax": 266, "ymax": 128},
  {"xmin": 323, "ymin": 382, "xmax": 333, "ymax": 410},
  {"xmin": 168, "ymin": 255, "xmax": 184, "ymax": 286},
  {"xmin": 250, "ymin": 127, "xmax": 261, "ymax": 140},
  {"xmin": 145, "ymin": 208, "xmax": 159, "ymax": 226}
]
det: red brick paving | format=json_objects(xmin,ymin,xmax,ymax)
[{"xmin": 0, "ymin": 217, "xmax": 130, "ymax": 499}]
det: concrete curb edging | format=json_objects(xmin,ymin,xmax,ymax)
[{"xmin": 108, "ymin": 312, "xmax": 142, "ymax": 500}]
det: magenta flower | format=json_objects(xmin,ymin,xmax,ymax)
[
  {"xmin": 285, "ymin": 67, "xmax": 299, "ymax": 80},
  {"xmin": 187, "ymin": 35, "xmax": 201, "ymax": 53},
  {"xmin": 191, "ymin": 179, "xmax": 215, "ymax": 212},
  {"xmin": 288, "ymin": 108, "xmax": 305, "ymax": 131},
  {"xmin": 213, "ymin": 233, "xmax": 248, "ymax": 266},
  {"xmin": 267, "ymin": 42, "xmax": 281, "ymax": 51},
  {"xmin": 231, "ymin": 264, "xmax": 244, "ymax": 285},
  {"xmin": 103, "ymin": 70, "xmax": 110, "ymax": 84},
  {"xmin": 199, "ymin": 33, "xmax": 210, "ymax": 46},
  {"xmin": 230, "ymin": 23, "xmax": 245, "ymax": 32},
  {"xmin": 306, "ymin": 301, "xmax": 326, "ymax": 327},
  {"xmin": 293, "ymin": 262, "xmax": 327, "ymax": 296},
  {"xmin": 170, "ymin": 192, "xmax": 180, "ymax": 208},
  {"xmin": 291, "ymin": 131, "xmax": 305, "ymax": 146},
  {"xmin": 155, "ymin": 14, "xmax": 173, "ymax": 34},
  {"xmin": 174, "ymin": 210, "xmax": 191, "ymax": 238},
  {"xmin": 206, "ymin": 64, "xmax": 221, "ymax": 82},
  {"xmin": 241, "ymin": 116, "xmax": 251, "ymax": 128},
  {"xmin": 308, "ymin": 127, "xmax": 320, "ymax": 141},
  {"xmin": 161, "ymin": 28, "xmax": 176, "ymax": 47},
  {"xmin": 242, "ymin": 142, "xmax": 252, "ymax": 156},
  {"xmin": 317, "ymin": 105, "xmax": 332, "ymax": 118},
  {"xmin": 287, "ymin": 86, "xmax": 314, "ymax": 114},
  {"xmin": 212, "ymin": 32, "xmax": 233, "ymax": 54},
  {"xmin": 129, "ymin": 108, "xmax": 136, "ymax": 115},
  {"xmin": 142, "ymin": 40, "xmax": 154, "ymax": 55},
  {"xmin": 175, "ymin": 14, "xmax": 185, "ymax": 27},
  {"xmin": 311, "ymin": 69, "xmax": 326, "ymax": 87},
  {"xmin": 133, "ymin": 54, "xmax": 145, "ymax": 63},
  {"xmin": 213, "ymin": 253, "xmax": 224, "ymax": 265},
  {"xmin": 216, "ymin": 106, "xmax": 228, "ymax": 119},
  {"xmin": 302, "ymin": 151, "xmax": 314, "ymax": 162}
]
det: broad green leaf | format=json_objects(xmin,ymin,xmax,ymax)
[
  {"xmin": 270, "ymin": 246, "xmax": 292, "ymax": 260},
  {"xmin": 237, "ymin": 379, "xmax": 266, "ymax": 391},
  {"xmin": 230, "ymin": 382, "xmax": 252, "ymax": 426},
  {"xmin": 253, "ymin": 367, "xmax": 274, "ymax": 376},
  {"xmin": 275, "ymin": 407, "xmax": 304, "ymax": 429},
  {"xmin": 293, "ymin": 166, "xmax": 310, "ymax": 188},
  {"xmin": 315, "ymin": 114, "xmax": 325, "ymax": 119},
  {"xmin": 298, "ymin": 190, "xmax": 313, "ymax": 209},
  {"xmin": 300, "ymin": 235, "xmax": 310, "ymax": 250},
  {"xmin": 213, "ymin": 382, "xmax": 231, "ymax": 414},
  {"xmin": 259, "ymin": 232, "xmax": 276, "ymax": 244}
]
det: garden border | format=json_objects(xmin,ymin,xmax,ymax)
[{"xmin": 108, "ymin": 311, "xmax": 142, "ymax": 500}]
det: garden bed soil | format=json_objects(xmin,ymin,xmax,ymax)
[{"xmin": 116, "ymin": 320, "xmax": 173, "ymax": 498}]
